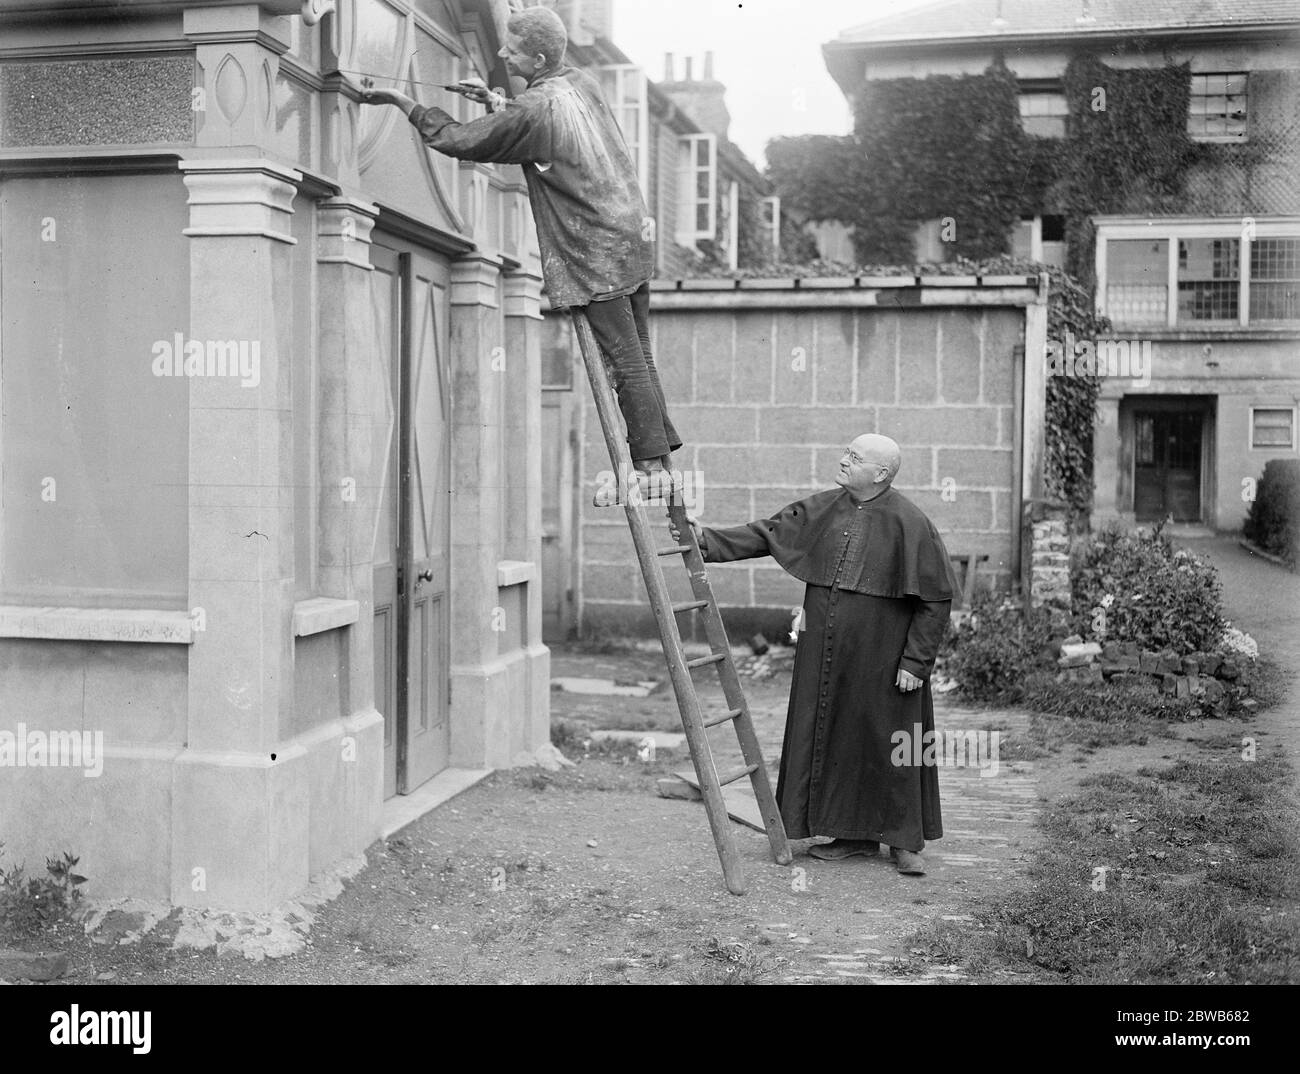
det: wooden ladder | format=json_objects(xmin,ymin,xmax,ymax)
[{"xmin": 570, "ymin": 311, "xmax": 792, "ymax": 895}]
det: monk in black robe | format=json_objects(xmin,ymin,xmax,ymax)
[{"xmin": 676, "ymin": 435, "xmax": 954, "ymax": 875}]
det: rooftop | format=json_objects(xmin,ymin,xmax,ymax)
[{"xmin": 830, "ymin": 0, "xmax": 1300, "ymax": 47}]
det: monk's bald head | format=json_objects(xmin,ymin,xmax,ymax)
[{"xmin": 837, "ymin": 434, "xmax": 902, "ymax": 500}]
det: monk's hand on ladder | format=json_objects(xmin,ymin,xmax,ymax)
[
  {"xmin": 669, "ymin": 515, "xmax": 702, "ymax": 547},
  {"xmin": 895, "ymin": 668, "xmax": 923, "ymax": 693}
]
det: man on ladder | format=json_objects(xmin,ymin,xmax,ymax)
[
  {"xmin": 355, "ymin": 6, "xmax": 791, "ymax": 894},
  {"xmin": 354, "ymin": 4, "xmax": 680, "ymax": 504}
]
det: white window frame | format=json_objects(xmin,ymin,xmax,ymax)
[
  {"xmin": 1188, "ymin": 71, "xmax": 1248, "ymax": 143},
  {"xmin": 1249, "ymin": 406, "xmax": 1297, "ymax": 451},
  {"xmin": 1018, "ymin": 90, "xmax": 1069, "ymax": 138},
  {"xmin": 598, "ymin": 64, "xmax": 650, "ymax": 197},
  {"xmin": 676, "ymin": 132, "xmax": 717, "ymax": 248},
  {"xmin": 762, "ymin": 195, "xmax": 782, "ymax": 259},
  {"xmin": 1094, "ymin": 217, "xmax": 1300, "ymax": 329}
]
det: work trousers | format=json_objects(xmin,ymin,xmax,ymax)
[{"xmin": 581, "ymin": 282, "xmax": 682, "ymax": 462}]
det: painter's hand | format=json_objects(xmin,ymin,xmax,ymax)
[
  {"xmin": 668, "ymin": 515, "xmax": 702, "ymax": 547},
  {"xmin": 896, "ymin": 668, "xmax": 923, "ymax": 693},
  {"xmin": 345, "ymin": 76, "xmax": 384, "ymax": 104}
]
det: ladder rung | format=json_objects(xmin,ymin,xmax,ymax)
[
  {"xmin": 686, "ymin": 653, "xmax": 726, "ymax": 671},
  {"xmin": 716, "ymin": 763, "xmax": 759, "ymax": 787},
  {"xmin": 657, "ymin": 545, "xmax": 691, "ymax": 557},
  {"xmin": 703, "ymin": 708, "xmax": 744, "ymax": 729},
  {"xmin": 672, "ymin": 600, "xmax": 709, "ymax": 614}
]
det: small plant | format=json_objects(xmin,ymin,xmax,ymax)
[
  {"xmin": 942, "ymin": 592, "xmax": 1055, "ymax": 702},
  {"xmin": 0, "ymin": 844, "xmax": 88, "ymax": 939},
  {"xmin": 1072, "ymin": 519, "xmax": 1226, "ymax": 654}
]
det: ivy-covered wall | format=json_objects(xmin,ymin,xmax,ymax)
[{"xmin": 768, "ymin": 55, "xmax": 1300, "ymax": 282}]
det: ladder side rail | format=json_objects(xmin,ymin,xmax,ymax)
[
  {"xmin": 669, "ymin": 502, "xmax": 792, "ymax": 866},
  {"xmin": 569, "ymin": 311, "xmax": 747, "ymax": 894}
]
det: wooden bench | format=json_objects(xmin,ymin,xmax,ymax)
[{"xmin": 949, "ymin": 553, "xmax": 990, "ymax": 610}]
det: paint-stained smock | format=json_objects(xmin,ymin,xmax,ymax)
[
  {"xmin": 409, "ymin": 66, "xmax": 654, "ymax": 309},
  {"xmin": 701, "ymin": 487, "xmax": 955, "ymax": 851}
]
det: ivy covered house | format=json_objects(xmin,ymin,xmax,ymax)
[{"xmin": 816, "ymin": 0, "xmax": 1300, "ymax": 532}]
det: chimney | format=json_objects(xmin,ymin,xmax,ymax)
[
  {"xmin": 660, "ymin": 52, "xmax": 732, "ymax": 140},
  {"xmin": 664, "ymin": 52, "xmax": 674, "ymax": 81}
]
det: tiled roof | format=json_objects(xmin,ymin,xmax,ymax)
[{"xmin": 831, "ymin": 0, "xmax": 1300, "ymax": 46}]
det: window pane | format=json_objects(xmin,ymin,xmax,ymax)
[
  {"xmin": 1136, "ymin": 416, "xmax": 1156, "ymax": 466},
  {"xmin": 1252, "ymin": 409, "xmax": 1294, "ymax": 449},
  {"xmin": 1106, "ymin": 239, "xmax": 1169, "ymax": 324},
  {"xmin": 1189, "ymin": 71, "xmax": 1247, "ymax": 139},
  {"xmin": 1178, "ymin": 238, "xmax": 1239, "ymax": 322},
  {"xmin": 696, "ymin": 137, "xmax": 711, "ymax": 166},
  {"xmin": 1250, "ymin": 238, "xmax": 1300, "ymax": 320},
  {"xmin": 1011, "ymin": 219, "xmax": 1034, "ymax": 259},
  {"xmin": 697, "ymin": 202, "xmax": 711, "ymax": 233}
]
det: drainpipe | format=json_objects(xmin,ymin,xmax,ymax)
[{"xmin": 728, "ymin": 181, "xmax": 740, "ymax": 270}]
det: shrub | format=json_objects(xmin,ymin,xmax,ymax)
[
  {"xmin": 1071, "ymin": 521, "xmax": 1225, "ymax": 655},
  {"xmin": 0, "ymin": 846, "xmax": 87, "ymax": 939},
  {"xmin": 1243, "ymin": 458, "xmax": 1300, "ymax": 565},
  {"xmin": 942, "ymin": 592, "xmax": 1055, "ymax": 702}
]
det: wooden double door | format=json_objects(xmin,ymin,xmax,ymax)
[
  {"xmin": 370, "ymin": 236, "xmax": 451, "ymax": 798},
  {"xmin": 1134, "ymin": 408, "xmax": 1204, "ymax": 523}
]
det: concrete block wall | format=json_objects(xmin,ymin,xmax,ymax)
[{"xmin": 567, "ymin": 284, "xmax": 1034, "ymax": 639}]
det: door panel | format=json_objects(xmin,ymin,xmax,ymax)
[
  {"xmin": 403, "ymin": 252, "xmax": 451, "ymax": 791},
  {"xmin": 371, "ymin": 238, "xmax": 451, "ymax": 798},
  {"xmin": 1134, "ymin": 410, "xmax": 1203, "ymax": 522},
  {"xmin": 370, "ymin": 248, "xmax": 401, "ymax": 801}
]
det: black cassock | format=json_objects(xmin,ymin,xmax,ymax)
[{"xmin": 702, "ymin": 486, "xmax": 954, "ymax": 852}]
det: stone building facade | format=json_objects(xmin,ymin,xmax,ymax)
[{"xmin": 0, "ymin": 0, "xmax": 549, "ymax": 911}]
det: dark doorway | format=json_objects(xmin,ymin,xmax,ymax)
[{"xmin": 1134, "ymin": 409, "xmax": 1204, "ymax": 522}]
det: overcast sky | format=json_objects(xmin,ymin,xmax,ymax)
[{"xmin": 610, "ymin": 0, "xmax": 939, "ymax": 168}]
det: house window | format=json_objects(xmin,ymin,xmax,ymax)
[
  {"xmin": 1188, "ymin": 73, "xmax": 1247, "ymax": 141},
  {"xmin": 1012, "ymin": 215, "xmax": 1067, "ymax": 268},
  {"xmin": 598, "ymin": 64, "xmax": 649, "ymax": 197},
  {"xmin": 1098, "ymin": 221, "xmax": 1300, "ymax": 328},
  {"xmin": 762, "ymin": 195, "xmax": 782, "ymax": 259},
  {"xmin": 1250, "ymin": 238, "xmax": 1300, "ymax": 322},
  {"xmin": 1019, "ymin": 91, "xmax": 1068, "ymax": 138},
  {"xmin": 1251, "ymin": 408, "xmax": 1296, "ymax": 450},
  {"xmin": 1105, "ymin": 238, "xmax": 1170, "ymax": 325},
  {"xmin": 1178, "ymin": 237, "xmax": 1239, "ymax": 322},
  {"xmin": 676, "ymin": 133, "xmax": 717, "ymax": 246}
]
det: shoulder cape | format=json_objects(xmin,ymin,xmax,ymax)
[{"xmin": 711, "ymin": 487, "xmax": 957, "ymax": 601}]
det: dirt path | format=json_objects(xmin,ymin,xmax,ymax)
[{"xmin": 20, "ymin": 538, "xmax": 1293, "ymax": 984}]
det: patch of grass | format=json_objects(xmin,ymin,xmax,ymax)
[
  {"xmin": 683, "ymin": 937, "xmax": 779, "ymax": 985},
  {"xmin": 1026, "ymin": 711, "xmax": 1152, "ymax": 753},
  {"xmin": 898, "ymin": 744, "xmax": 1300, "ymax": 982},
  {"xmin": 1247, "ymin": 658, "xmax": 1290, "ymax": 715},
  {"xmin": 1022, "ymin": 671, "xmax": 1193, "ymax": 724}
]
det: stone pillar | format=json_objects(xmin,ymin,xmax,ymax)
[
  {"xmin": 447, "ymin": 254, "xmax": 508, "ymax": 767},
  {"xmin": 314, "ymin": 194, "xmax": 385, "ymax": 859},
  {"xmin": 1026, "ymin": 500, "xmax": 1073, "ymax": 630},
  {"xmin": 184, "ymin": 4, "xmax": 290, "ymax": 151},
  {"xmin": 175, "ymin": 157, "xmax": 305, "ymax": 910},
  {"xmin": 503, "ymin": 264, "xmax": 551, "ymax": 751},
  {"xmin": 1093, "ymin": 394, "xmax": 1123, "ymax": 527}
]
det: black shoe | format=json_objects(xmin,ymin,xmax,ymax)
[{"xmin": 808, "ymin": 839, "xmax": 881, "ymax": 860}]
